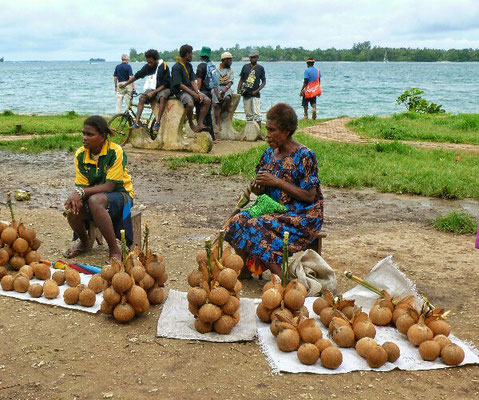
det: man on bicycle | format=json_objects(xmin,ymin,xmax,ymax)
[{"xmin": 119, "ymin": 49, "xmax": 171, "ymax": 130}]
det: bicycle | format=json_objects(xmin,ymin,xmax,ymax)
[{"xmin": 108, "ymin": 92, "xmax": 158, "ymax": 146}]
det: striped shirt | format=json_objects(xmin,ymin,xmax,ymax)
[{"xmin": 74, "ymin": 140, "xmax": 134, "ymax": 199}]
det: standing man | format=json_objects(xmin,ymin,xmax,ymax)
[
  {"xmin": 300, "ymin": 58, "xmax": 322, "ymax": 120},
  {"xmin": 213, "ymin": 52, "xmax": 234, "ymax": 134},
  {"xmin": 196, "ymin": 46, "xmax": 219, "ymax": 140},
  {"xmin": 119, "ymin": 49, "xmax": 171, "ymax": 130},
  {"xmin": 114, "ymin": 54, "xmax": 135, "ymax": 114},
  {"xmin": 171, "ymin": 44, "xmax": 211, "ymax": 132},
  {"xmin": 237, "ymin": 49, "xmax": 266, "ymax": 130}
]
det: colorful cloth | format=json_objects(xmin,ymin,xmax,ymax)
[{"xmin": 224, "ymin": 145, "xmax": 324, "ymax": 266}]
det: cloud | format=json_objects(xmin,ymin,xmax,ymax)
[{"xmin": 1, "ymin": 0, "xmax": 478, "ymax": 60}]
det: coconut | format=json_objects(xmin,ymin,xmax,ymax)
[
  {"xmin": 13, "ymin": 274, "xmax": 30, "ymax": 293},
  {"xmin": 52, "ymin": 270, "xmax": 65, "ymax": 285},
  {"xmin": 419, "ymin": 340, "xmax": 441, "ymax": 361},
  {"xmin": 28, "ymin": 283, "xmax": 43, "ymax": 298},
  {"xmin": 293, "ymin": 305, "xmax": 310, "ymax": 318},
  {"xmin": 198, "ymin": 303, "xmax": 222, "ymax": 323},
  {"xmin": 100, "ymin": 300, "xmax": 114, "ymax": 315},
  {"xmin": 64, "ymin": 287, "xmax": 80, "ymax": 305},
  {"xmin": 315, "ymin": 338, "xmax": 333, "ymax": 355},
  {"xmin": 1, "ymin": 227, "xmax": 17, "ymax": 245},
  {"xmin": 24, "ymin": 251, "xmax": 41, "ymax": 265},
  {"xmin": 276, "ymin": 328, "xmax": 301, "ymax": 352},
  {"xmin": 187, "ymin": 287, "xmax": 207, "ymax": 307},
  {"xmin": 1, "ymin": 275, "xmax": 15, "ymax": 291},
  {"xmin": 321, "ymin": 346, "xmax": 343, "ymax": 369},
  {"xmin": 220, "ymin": 246, "xmax": 232, "ymax": 265},
  {"xmin": 369, "ymin": 303, "xmax": 393, "ymax": 326},
  {"xmin": 188, "ymin": 302, "xmax": 199, "ymax": 317},
  {"xmin": 12, "ymin": 238, "xmax": 29, "ymax": 254},
  {"xmin": 271, "ymin": 306, "xmax": 294, "ymax": 322},
  {"xmin": 366, "ymin": 345, "xmax": 388, "ymax": 368},
  {"xmin": 319, "ymin": 307, "xmax": 334, "ymax": 328},
  {"xmin": 0, "ymin": 222, "xmax": 7, "ymax": 234},
  {"xmin": 231, "ymin": 310, "xmax": 240, "ymax": 326},
  {"xmin": 270, "ymin": 318, "xmax": 284, "ymax": 337},
  {"xmin": 148, "ymin": 286, "xmax": 164, "ymax": 305},
  {"xmin": 256, "ymin": 302, "xmax": 273, "ymax": 323},
  {"xmin": 146, "ymin": 258, "xmax": 165, "ymax": 280},
  {"xmin": 19, "ymin": 265, "xmax": 34, "ymax": 280},
  {"xmin": 187, "ymin": 270, "xmax": 203, "ymax": 287},
  {"xmin": 196, "ymin": 250, "xmax": 208, "ymax": 265},
  {"xmin": 113, "ymin": 298, "xmax": 135, "ymax": 323},
  {"xmin": 214, "ymin": 315, "xmax": 236, "ymax": 334},
  {"xmin": 407, "ymin": 317, "xmax": 433, "ymax": 346},
  {"xmin": 427, "ymin": 319, "xmax": 451, "ymax": 337},
  {"xmin": 222, "ymin": 295, "xmax": 240, "ymax": 315},
  {"xmin": 224, "ymin": 254, "xmax": 244, "ymax": 275},
  {"xmin": 441, "ymin": 344, "xmax": 465, "ymax": 366},
  {"xmin": 392, "ymin": 307, "xmax": 408, "ymax": 325},
  {"xmin": 262, "ymin": 287, "xmax": 283, "ymax": 310},
  {"xmin": 396, "ymin": 312, "xmax": 418, "ymax": 335},
  {"xmin": 233, "ymin": 280, "xmax": 243, "ymax": 296},
  {"xmin": 297, "ymin": 343, "xmax": 320, "ymax": 365},
  {"xmin": 382, "ymin": 342, "xmax": 400, "ymax": 362},
  {"xmin": 77, "ymin": 287, "xmax": 95, "ymax": 307},
  {"xmin": 156, "ymin": 269, "xmax": 168, "ymax": 286},
  {"xmin": 354, "ymin": 320, "xmax": 376, "ymax": 340},
  {"xmin": 299, "ymin": 318, "xmax": 323, "ymax": 344},
  {"xmin": 341, "ymin": 306, "xmax": 355, "ymax": 320},
  {"xmin": 5, "ymin": 246, "xmax": 14, "ymax": 258},
  {"xmin": 111, "ymin": 271, "xmax": 132, "ymax": 294},
  {"xmin": 133, "ymin": 297, "xmax": 150, "ymax": 315},
  {"xmin": 0, "ymin": 266, "xmax": 7, "ymax": 279},
  {"xmin": 218, "ymin": 268, "xmax": 237, "ymax": 290},
  {"xmin": 329, "ymin": 316, "xmax": 351, "ymax": 334},
  {"xmin": 356, "ymin": 337, "xmax": 377, "ymax": 358},
  {"xmin": 43, "ymin": 279, "xmax": 59, "ymax": 299},
  {"xmin": 0, "ymin": 248, "xmax": 9, "ymax": 266},
  {"xmin": 195, "ymin": 318, "xmax": 213, "ymax": 333},
  {"xmin": 332, "ymin": 324, "xmax": 355, "ymax": 348},
  {"xmin": 126, "ymin": 284, "xmax": 148, "ymax": 308},
  {"xmin": 31, "ymin": 238, "xmax": 41, "ymax": 251},
  {"xmin": 284, "ymin": 285, "xmax": 306, "ymax": 311},
  {"xmin": 88, "ymin": 274, "xmax": 105, "ymax": 294},
  {"xmin": 433, "ymin": 334, "xmax": 452, "ymax": 349},
  {"xmin": 9, "ymin": 255, "xmax": 26, "ymax": 271},
  {"xmin": 65, "ymin": 268, "xmax": 81, "ymax": 287},
  {"xmin": 139, "ymin": 273, "xmax": 155, "ymax": 290},
  {"xmin": 101, "ymin": 265, "xmax": 116, "ymax": 282},
  {"xmin": 103, "ymin": 286, "xmax": 121, "ymax": 306},
  {"xmin": 131, "ymin": 264, "xmax": 146, "ymax": 283},
  {"xmin": 209, "ymin": 286, "xmax": 230, "ymax": 306},
  {"xmin": 20, "ymin": 227, "xmax": 36, "ymax": 243}
]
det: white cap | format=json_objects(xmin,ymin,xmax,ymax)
[{"xmin": 221, "ymin": 51, "xmax": 233, "ymax": 60}]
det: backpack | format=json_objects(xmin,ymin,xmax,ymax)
[{"xmin": 204, "ymin": 60, "xmax": 219, "ymax": 90}]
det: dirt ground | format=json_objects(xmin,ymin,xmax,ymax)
[{"xmin": 0, "ymin": 143, "xmax": 478, "ymax": 400}]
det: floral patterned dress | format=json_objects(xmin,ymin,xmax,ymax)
[{"xmin": 224, "ymin": 145, "xmax": 324, "ymax": 266}]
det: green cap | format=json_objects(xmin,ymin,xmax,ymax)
[{"xmin": 199, "ymin": 46, "xmax": 211, "ymax": 58}]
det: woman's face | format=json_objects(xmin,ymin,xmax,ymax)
[
  {"xmin": 82, "ymin": 124, "xmax": 105, "ymax": 154},
  {"xmin": 266, "ymin": 120, "xmax": 290, "ymax": 149}
]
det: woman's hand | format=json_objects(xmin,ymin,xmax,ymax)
[
  {"xmin": 64, "ymin": 191, "xmax": 83, "ymax": 215},
  {"xmin": 255, "ymin": 171, "xmax": 281, "ymax": 188},
  {"xmin": 251, "ymin": 181, "xmax": 266, "ymax": 195}
]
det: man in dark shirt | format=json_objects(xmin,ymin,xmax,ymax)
[
  {"xmin": 237, "ymin": 49, "xmax": 266, "ymax": 129},
  {"xmin": 119, "ymin": 49, "xmax": 171, "ymax": 130},
  {"xmin": 196, "ymin": 46, "xmax": 220, "ymax": 140},
  {"xmin": 113, "ymin": 54, "xmax": 135, "ymax": 114},
  {"xmin": 171, "ymin": 44, "xmax": 211, "ymax": 132}
]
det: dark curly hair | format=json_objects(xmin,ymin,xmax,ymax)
[
  {"xmin": 266, "ymin": 103, "xmax": 298, "ymax": 136},
  {"xmin": 145, "ymin": 49, "xmax": 160, "ymax": 60},
  {"xmin": 179, "ymin": 44, "xmax": 193, "ymax": 58},
  {"xmin": 83, "ymin": 115, "xmax": 112, "ymax": 137}
]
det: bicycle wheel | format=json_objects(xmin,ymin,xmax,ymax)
[{"xmin": 108, "ymin": 113, "xmax": 132, "ymax": 146}]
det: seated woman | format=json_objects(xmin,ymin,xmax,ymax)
[
  {"xmin": 224, "ymin": 103, "xmax": 323, "ymax": 277},
  {"xmin": 64, "ymin": 115, "xmax": 134, "ymax": 262}
]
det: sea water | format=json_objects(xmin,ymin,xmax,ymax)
[{"xmin": 0, "ymin": 61, "xmax": 478, "ymax": 118}]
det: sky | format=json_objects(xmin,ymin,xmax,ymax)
[{"xmin": 2, "ymin": 0, "xmax": 479, "ymax": 61}]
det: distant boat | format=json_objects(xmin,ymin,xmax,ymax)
[
  {"xmin": 89, "ymin": 58, "xmax": 105, "ymax": 63},
  {"xmin": 241, "ymin": 57, "xmax": 249, "ymax": 61},
  {"xmin": 383, "ymin": 51, "xmax": 389, "ymax": 63},
  {"xmin": 0, "ymin": 57, "xmax": 4, "ymax": 63}
]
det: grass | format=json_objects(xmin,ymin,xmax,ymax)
[
  {"xmin": 233, "ymin": 117, "xmax": 332, "ymax": 138},
  {"xmin": 167, "ymin": 134, "xmax": 479, "ymax": 200},
  {"xmin": 348, "ymin": 113, "xmax": 479, "ymax": 145},
  {"xmin": 0, "ymin": 111, "xmax": 88, "ymax": 135},
  {"xmin": 432, "ymin": 211, "xmax": 478, "ymax": 234}
]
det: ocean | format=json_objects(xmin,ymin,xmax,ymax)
[{"xmin": 1, "ymin": 61, "xmax": 478, "ymax": 118}]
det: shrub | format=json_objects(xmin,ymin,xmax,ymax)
[
  {"xmin": 432, "ymin": 211, "xmax": 477, "ymax": 234},
  {"xmin": 396, "ymin": 88, "xmax": 445, "ymax": 114}
]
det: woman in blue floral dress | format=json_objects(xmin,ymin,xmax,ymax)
[{"xmin": 224, "ymin": 103, "xmax": 324, "ymax": 277}]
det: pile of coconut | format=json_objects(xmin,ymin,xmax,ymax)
[
  {"xmin": 0, "ymin": 193, "xmax": 42, "ymax": 276},
  {"xmin": 187, "ymin": 237, "xmax": 244, "ymax": 334},
  {"xmin": 345, "ymin": 271, "xmax": 465, "ymax": 366},
  {"xmin": 100, "ymin": 229, "xmax": 167, "ymax": 323}
]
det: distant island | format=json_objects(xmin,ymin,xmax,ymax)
[
  {"xmin": 0, "ymin": 57, "xmax": 4, "ymax": 63},
  {"xmin": 128, "ymin": 42, "xmax": 479, "ymax": 62},
  {"xmin": 89, "ymin": 58, "xmax": 105, "ymax": 62}
]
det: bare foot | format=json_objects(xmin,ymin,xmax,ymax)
[
  {"xmin": 189, "ymin": 122, "xmax": 197, "ymax": 132},
  {"xmin": 64, "ymin": 240, "xmax": 92, "ymax": 258},
  {"xmin": 195, "ymin": 125, "xmax": 208, "ymax": 133}
]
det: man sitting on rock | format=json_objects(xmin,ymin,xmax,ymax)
[
  {"xmin": 171, "ymin": 44, "xmax": 211, "ymax": 132},
  {"xmin": 119, "ymin": 49, "xmax": 171, "ymax": 131}
]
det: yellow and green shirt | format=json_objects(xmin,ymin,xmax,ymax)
[{"xmin": 74, "ymin": 140, "xmax": 134, "ymax": 199}]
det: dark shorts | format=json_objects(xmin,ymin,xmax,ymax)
[
  {"xmin": 177, "ymin": 91, "xmax": 194, "ymax": 105},
  {"xmin": 83, "ymin": 192, "xmax": 131, "ymax": 221},
  {"xmin": 141, "ymin": 88, "xmax": 171, "ymax": 105},
  {"xmin": 302, "ymin": 96, "xmax": 317, "ymax": 107}
]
